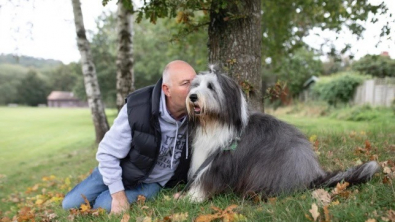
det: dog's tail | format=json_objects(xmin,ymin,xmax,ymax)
[{"xmin": 311, "ymin": 161, "xmax": 380, "ymax": 188}]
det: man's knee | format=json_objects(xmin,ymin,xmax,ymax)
[{"xmin": 62, "ymin": 195, "xmax": 78, "ymax": 210}]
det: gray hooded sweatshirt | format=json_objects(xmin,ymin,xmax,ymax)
[{"xmin": 96, "ymin": 91, "xmax": 188, "ymax": 194}]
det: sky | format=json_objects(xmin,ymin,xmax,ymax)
[{"xmin": 0, "ymin": 0, "xmax": 394, "ymax": 64}]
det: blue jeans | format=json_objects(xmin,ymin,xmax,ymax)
[{"xmin": 62, "ymin": 168, "xmax": 162, "ymax": 212}]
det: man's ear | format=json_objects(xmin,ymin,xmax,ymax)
[{"xmin": 162, "ymin": 84, "xmax": 170, "ymax": 97}]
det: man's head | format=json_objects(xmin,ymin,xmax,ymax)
[{"xmin": 162, "ymin": 60, "xmax": 196, "ymax": 120}]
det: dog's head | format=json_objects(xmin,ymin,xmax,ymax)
[{"xmin": 186, "ymin": 67, "xmax": 248, "ymax": 130}]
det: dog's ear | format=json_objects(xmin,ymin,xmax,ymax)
[{"xmin": 208, "ymin": 64, "xmax": 220, "ymax": 74}]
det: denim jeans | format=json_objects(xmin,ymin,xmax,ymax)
[{"xmin": 62, "ymin": 167, "xmax": 162, "ymax": 212}]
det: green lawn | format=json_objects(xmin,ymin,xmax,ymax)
[
  {"xmin": 0, "ymin": 107, "xmax": 394, "ymax": 221},
  {"xmin": 0, "ymin": 107, "xmax": 117, "ymax": 213}
]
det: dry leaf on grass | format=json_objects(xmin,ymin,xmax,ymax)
[
  {"xmin": 331, "ymin": 182, "xmax": 350, "ymax": 198},
  {"xmin": 121, "ymin": 213, "xmax": 130, "ymax": 222},
  {"xmin": 137, "ymin": 195, "xmax": 146, "ymax": 205},
  {"xmin": 17, "ymin": 207, "xmax": 35, "ymax": 222},
  {"xmin": 312, "ymin": 189, "xmax": 331, "ymax": 206},
  {"xmin": 383, "ymin": 209, "xmax": 395, "ymax": 222},
  {"xmin": 323, "ymin": 205, "xmax": 330, "ymax": 222},
  {"xmin": 163, "ymin": 212, "xmax": 188, "ymax": 222},
  {"xmin": 195, "ymin": 205, "xmax": 240, "ymax": 222},
  {"xmin": 309, "ymin": 203, "xmax": 320, "ymax": 222},
  {"xmin": 136, "ymin": 216, "xmax": 152, "ymax": 222}
]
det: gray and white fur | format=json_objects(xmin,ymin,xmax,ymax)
[{"xmin": 185, "ymin": 68, "xmax": 380, "ymax": 202}]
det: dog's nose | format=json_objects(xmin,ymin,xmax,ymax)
[{"xmin": 189, "ymin": 94, "xmax": 198, "ymax": 102}]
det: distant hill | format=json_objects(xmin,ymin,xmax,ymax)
[
  {"xmin": 0, "ymin": 54, "xmax": 64, "ymax": 105},
  {"xmin": 0, "ymin": 54, "xmax": 63, "ymax": 69}
]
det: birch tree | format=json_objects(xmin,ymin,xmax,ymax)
[
  {"xmin": 71, "ymin": 0, "xmax": 109, "ymax": 143},
  {"xmin": 116, "ymin": 3, "xmax": 135, "ymax": 112}
]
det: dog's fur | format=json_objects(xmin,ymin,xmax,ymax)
[{"xmin": 185, "ymin": 68, "xmax": 380, "ymax": 202}]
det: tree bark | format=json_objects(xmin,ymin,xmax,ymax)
[
  {"xmin": 208, "ymin": 0, "xmax": 263, "ymax": 112},
  {"xmin": 71, "ymin": 0, "xmax": 109, "ymax": 143},
  {"xmin": 116, "ymin": 3, "xmax": 135, "ymax": 112}
]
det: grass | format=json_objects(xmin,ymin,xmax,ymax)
[{"xmin": 0, "ymin": 106, "xmax": 394, "ymax": 221}]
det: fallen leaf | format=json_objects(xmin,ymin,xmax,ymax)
[
  {"xmin": 382, "ymin": 176, "xmax": 391, "ymax": 184},
  {"xmin": 121, "ymin": 213, "xmax": 130, "ymax": 222},
  {"xmin": 383, "ymin": 167, "xmax": 392, "ymax": 174},
  {"xmin": 387, "ymin": 209, "xmax": 395, "ymax": 222},
  {"xmin": 136, "ymin": 216, "xmax": 152, "ymax": 222},
  {"xmin": 332, "ymin": 182, "xmax": 349, "ymax": 195},
  {"xmin": 323, "ymin": 205, "xmax": 330, "ymax": 222},
  {"xmin": 195, "ymin": 205, "xmax": 239, "ymax": 222},
  {"xmin": 305, "ymin": 213, "xmax": 314, "ymax": 222},
  {"xmin": 0, "ymin": 217, "xmax": 12, "ymax": 222},
  {"xmin": 81, "ymin": 194, "xmax": 91, "ymax": 207},
  {"xmin": 80, "ymin": 203, "xmax": 90, "ymax": 213},
  {"xmin": 309, "ymin": 203, "xmax": 320, "ymax": 222},
  {"xmin": 268, "ymin": 197, "xmax": 277, "ymax": 204},
  {"xmin": 233, "ymin": 213, "xmax": 247, "ymax": 222},
  {"xmin": 17, "ymin": 207, "xmax": 35, "ymax": 222},
  {"xmin": 195, "ymin": 213, "xmax": 222, "ymax": 222},
  {"xmin": 312, "ymin": 189, "xmax": 331, "ymax": 206},
  {"xmin": 365, "ymin": 219, "xmax": 376, "ymax": 222},
  {"xmin": 166, "ymin": 212, "xmax": 188, "ymax": 222},
  {"xmin": 137, "ymin": 195, "xmax": 146, "ymax": 205},
  {"xmin": 365, "ymin": 140, "xmax": 371, "ymax": 150}
]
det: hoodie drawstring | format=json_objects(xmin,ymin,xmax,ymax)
[{"xmin": 171, "ymin": 122, "xmax": 179, "ymax": 169}]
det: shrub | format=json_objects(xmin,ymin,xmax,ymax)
[{"xmin": 312, "ymin": 72, "xmax": 367, "ymax": 107}]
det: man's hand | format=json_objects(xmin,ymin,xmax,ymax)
[
  {"xmin": 173, "ymin": 191, "xmax": 185, "ymax": 200},
  {"xmin": 110, "ymin": 191, "xmax": 130, "ymax": 215}
]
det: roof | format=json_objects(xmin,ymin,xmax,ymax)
[
  {"xmin": 47, "ymin": 91, "xmax": 79, "ymax": 100},
  {"xmin": 303, "ymin": 76, "xmax": 320, "ymax": 88}
]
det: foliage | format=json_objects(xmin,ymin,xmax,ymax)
[
  {"xmin": 392, "ymin": 99, "xmax": 395, "ymax": 115},
  {"xmin": 103, "ymin": 0, "xmax": 391, "ymax": 65},
  {"xmin": 312, "ymin": 72, "xmax": 366, "ymax": 107},
  {"xmin": 46, "ymin": 63, "xmax": 81, "ymax": 91},
  {"xmin": 322, "ymin": 56, "xmax": 352, "ymax": 76},
  {"xmin": 90, "ymin": 12, "xmax": 118, "ymax": 107},
  {"xmin": 1, "ymin": 107, "xmax": 394, "ymax": 221},
  {"xmin": 72, "ymin": 11, "xmax": 208, "ymax": 107},
  {"xmin": 271, "ymin": 48, "xmax": 323, "ymax": 96},
  {"xmin": 16, "ymin": 69, "xmax": 50, "ymax": 106},
  {"xmin": 329, "ymin": 105, "xmax": 384, "ymax": 121},
  {"xmin": 0, "ymin": 64, "xmax": 29, "ymax": 105},
  {"xmin": 133, "ymin": 16, "xmax": 208, "ymax": 88},
  {"xmin": 0, "ymin": 54, "xmax": 62, "ymax": 69},
  {"xmin": 260, "ymin": 0, "xmax": 390, "ymax": 63},
  {"xmin": 352, "ymin": 54, "xmax": 395, "ymax": 78}
]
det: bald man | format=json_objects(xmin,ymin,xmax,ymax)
[{"xmin": 62, "ymin": 60, "xmax": 196, "ymax": 214}]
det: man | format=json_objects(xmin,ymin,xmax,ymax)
[{"xmin": 62, "ymin": 60, "xmax": 197, "ymax": 214}]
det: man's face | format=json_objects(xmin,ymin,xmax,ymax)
[{"xmin": 168, "ymin": 70, "xmax": 196, "ymax": 111}]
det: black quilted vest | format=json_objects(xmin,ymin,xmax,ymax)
[{"xmin": 120, "ymin": 79, "xmax": 190, "ymax": 189}]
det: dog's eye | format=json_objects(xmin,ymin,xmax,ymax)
[{"xmin": 208, "ymin": 83, "xmax": 214, "ymax": 91}]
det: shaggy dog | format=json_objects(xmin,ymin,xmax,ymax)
[{"xmin": 184, "ymin": 68, "xmax": 380, "ymax": 202}]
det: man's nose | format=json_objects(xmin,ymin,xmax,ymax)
[{"xmin": 189, "ymin": 94, "xmax": 198, "ymax": 102}]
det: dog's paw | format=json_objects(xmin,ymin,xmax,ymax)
[{"xmin": 186, "ymin": 187, "xmax": 206, "ymax": 203}]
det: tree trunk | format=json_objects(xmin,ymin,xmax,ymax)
[
  {"xmin": 116, "ymin": 3, "xmax": 135, "ymax": 112},
  {"xmin": 71, "ymin": 0, "xmax": 109, "ymax": 143},
  {"xmin": 208, "ymin": 0, "xmax": 263, "ymax": 112}
]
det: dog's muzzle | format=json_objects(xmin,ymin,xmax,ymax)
[
  {"xmin": 189, "ymin": 94, "xmax": 198, "ymax": 102},
  {"xmin": 189, "ymin": 94, "xmax": 201, "ymax": 114}
]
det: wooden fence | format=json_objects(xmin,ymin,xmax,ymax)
[{"xmin": 353, "ymin": 78, "xmax": 395, "ymax": 107}]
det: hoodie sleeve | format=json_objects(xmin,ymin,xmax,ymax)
[{"xmin": 96, "ymin": 104, "xmax": 132, "ymax": 194}]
